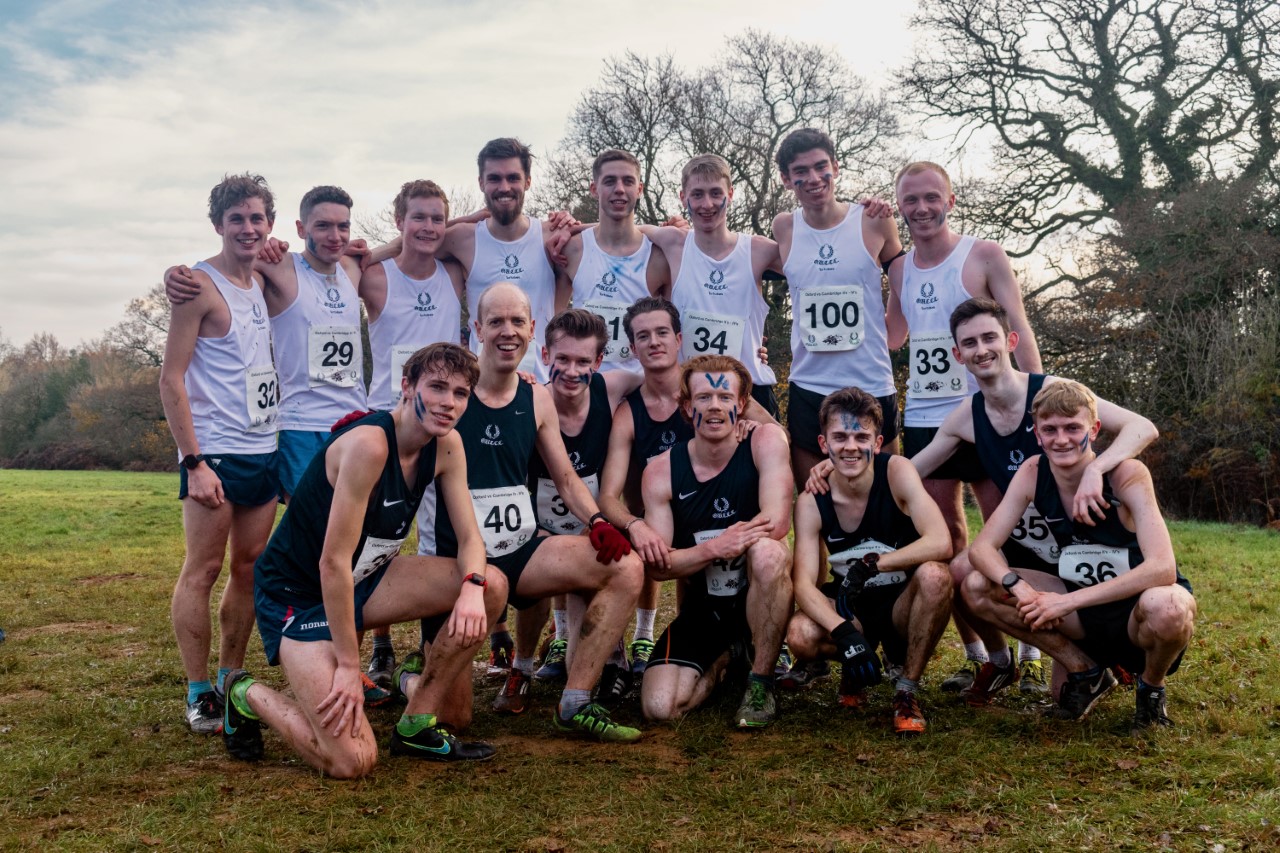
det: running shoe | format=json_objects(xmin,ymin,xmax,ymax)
[
  {"xmin": 778, "ymin": 659, "xmax": 831, "ymax": 691},
  {"xmin": 838, "ymin": 664, "xmax": 868, "ymax": 709},
  {"xmin": 553, "ymin": 702, "xmax": 642, "ymax": 743},
  {"xmin": 941, "ymin": 659, "xmax": 982, "ymax": 692},
  {"xmin": 367, "ymin": 645, "xmax": 396, "ymax": 690},
  {"xmin": 186, "ymin": 690, "xmax": 223, "ymax": 735},
  {"xmin": 492, "ymin": 668, "xmax": 532, "ymax": 714},
  {"xmin": 362, "ymin": 672, "xmax": 394, "ymax": 708},
  {"xmin": 962, "ymin": 660, "xmax": 1019, "ymax": 706},
  {"xmin": 1131, "ymin": 682, "xmax": 1174, "ymax": 734},
  {"xmin": 534, "ymin": 638, "xmax": 568, "ymax": 682},
  {"xmin": 392, "ymin": 650, "xmax": 424, "ymax": 701},
  {"xmin": 773, "ymin": 645, "xmax": 794, "ymax": 678},
  {"xmin": 1050, "ymin": 667, "xmax": 1117, "ymax": 720},
  {"xmin": 1019, "ymin": 658, "xmax": 1050, "ymax": 695},
  {"xmin": 628, "ymin": 638, "xmax": 655, "ymax": 677},
  {"xmin": 735, "ymin": 679, "xmax": 778, "ymax": 729},
  {"xmin": 487, "ymin": 635, "xmax": 514, "ymax": 678},
  {"xmin": 892, "ymin": 690, "xmax": 927, "ymax": 735},
  {"xmin": 390, "ymin": 714, "xmax": 496, "ymax": 762},
  {"xmin": 596, "ymin": 662, "xmax": 632, "ymax": 709},
  {"xmin": 221, "ymin": 669, "xmax": 263, "ymax": 761}
]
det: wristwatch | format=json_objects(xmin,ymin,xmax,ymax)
[
  {"xmin": 463, "ymin": 572, "xmax": 487, "ymax": 589},
  {"xmin": 181, "ymin": 454, "xmax": 205, "ymax": 470},
  {"xmin": 1001, "ymin": 571, "xmax": 1022, "ymax": 592}
]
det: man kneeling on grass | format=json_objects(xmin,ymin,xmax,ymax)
[
  {"xmin": 966, "ymin": 381, "xmax": 1196, "ymax": 731},
  {"xmin": 222, "ymin": 344, "xmax": 508, "ymax": 777}
]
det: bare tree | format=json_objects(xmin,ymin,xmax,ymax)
[
  {"xmin": 539, "ymin": 32, "xmax": 902, "ymax": 230},
  {"xmin": 901, "ymin": 0, "xmax": 1280, "ymax": 274},
  {"xmin": 102, "ymin": 283, "xmax": 170, "ymax": 368}
]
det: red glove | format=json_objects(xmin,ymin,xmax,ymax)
[
  {"xmin": 589, "ymin": 517, "xmax": 631, "ymax": 564},
  {"xmin": 331, "ymin": 410, "xmax": 373, "ymax": 432}
]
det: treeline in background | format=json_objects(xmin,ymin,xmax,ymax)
[{"xmin": 3, "ymin": 3, "xmax": 1277, "ymax": 525}]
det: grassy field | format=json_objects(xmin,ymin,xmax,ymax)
[{"xmin": 0, "ymin": 469, "xmax": 1277, "ymax": 852}]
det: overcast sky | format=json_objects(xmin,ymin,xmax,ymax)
[{"xmin": 0, "ymin": 0, "xmax": 921, "ymax": 347}]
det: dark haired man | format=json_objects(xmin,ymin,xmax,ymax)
[
  {"xmin": 159, "ymin": 173, "xmax": 281, "ymax": 735},
  {"xmin": 559, "ymin": 149, "xmax": 671, "ymax": 376},
  {"xmin": 221, "ymin": 343, "xmax": 508, "ymax": 776},
  {"xmin": 772, "ymin": 128, "xmax": 904, "ymax": 480},
  {"xmin": 788, "ymin": 388, "xmax": 952, "ymax": 734}
]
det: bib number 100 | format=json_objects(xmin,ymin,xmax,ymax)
[{"xmin": 804, "ymin": 300, "xmax": 859, "ymax": 330}]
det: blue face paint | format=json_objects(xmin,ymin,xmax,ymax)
[
  {"xmin": 1080, "ymin": 433, "xmax": 1090, "ymax": 452},
  {"xmin": 578, "ymin": 369, "xmax": 592, "ymax": 385},
  {"xmin": 549, "ymin": 366, "xmax": 564, "ymax": 385},
  {"xmin": 306, "ymin": 235, "xmax": 319, "ymax": 257},
  {"xmin": 729, "ymin": 406, "xmax": 737, "ymax": 425},
  {"xmin": 934, "ymin": 209, "xmax": 947, "ymax": 227},
  {"xmin": 840, "ymin": 412, "xmax": 864, "ymax": 434},
  {"xmin": 719, "ymin": 197, "xmax": 728, "ymax": 212},
  {"xmin": 793, "ymin": 178, "xmax": 805, "ymax": 189},
  {"xmin": 413, "ymin": 391, "xmax": 428, "ymax": 422},
  {"xmin": 694, "ymin": 410, "xmax": 703, "ymax": 428},
  {"xmin": 706, "ymin": 372, "xmax": 729, "ymax": 390}
]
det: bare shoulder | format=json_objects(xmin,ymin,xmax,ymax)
[
  {"xmin": 750, "ymin": 422, "xmax": 790, "ymax": 455},
  {"xmin": 771, "ymin": 210, "xmax": 794, "ymax": 240}
]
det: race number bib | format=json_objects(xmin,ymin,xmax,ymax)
[
  {"xmin": 1057, "ymin": 545, "xmax": 1131, "ymax": 588},
  {"xmin": 694, "ymin": 529, "xmax": 748, "ymax": 597},
  {"xmin": 584, "ymin": 300, "xmax": 632, "ymax": 364},
  {"xmin": 907, "ymin": 331, "xmax": 967, "ymax": 399},
  {"xmin": 535, "ymin": 473, "xmax": 599, "ymax": 535},
  {"xmin": 828, "ymin": 540, "xmax": 907, "ymax": 588},
  {"xmin": 798, "ymin": 285, "xmax": 864, "ymax": 352},
  {"xmin": 388, "ymin": 344, "xmax": 421, "ymax": 406},
  {"xmin": 244, "ymin": 364, "xmax": 279, "ymax": 433},
  {"xmin": 472, "ymin": 485, "xmax": 537, "ymax": 557},
  {"xmin": 681, "ymin": 310, "xmax": 745, "ymax": 362},
  {"xmin": 308, "ymin": 325, "xmax": 361, "ymax": 388},
  {"xmin": 1008, "ymin": 505, "xmax": 1061, "ymax": 564},
  {"xmin": 351, "ymin": 536, "xmax": 405, "ymax": 584}
]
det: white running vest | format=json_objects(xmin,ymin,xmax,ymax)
[
  {"xmin": 572, "ymin": 228, "xmax": 652, "ymax": 374},
  {"xmin": 366, "ymin": 259, "xmax": 462, "ymax": 411},
  {"xmin": 183, "ymin": 262, "xmax": 277, "ymax": 455},
  {"xmin": 671, "ymin": 233, "xmax": 776, "ymax": 386},
  {"xmin": 273, "ymin": 253, "xmax": 367, "ymax": 432},
  {"xmin": 469, "ymin": 218, "xmax": 557, "ymax": 382},
  {"xmin": 900, "ymin": 235, "xmax": 980, "ymax": 427},
  {"xmin": 783, "ymin": 205, "xmax": 895, "ymax": 397}
]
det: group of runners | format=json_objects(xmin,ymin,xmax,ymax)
[{"xmin": 158, "ymin": 131, "xmax": 1197, "ymax": 779}]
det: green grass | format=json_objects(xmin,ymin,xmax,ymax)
[{"xmin": 1, "ymin": 469, "xmax": 1278, "ymax": 852}]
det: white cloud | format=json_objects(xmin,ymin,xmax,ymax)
[{"xmin": 0, "ymin": 0, "xmax": 915, "ymax": 347}]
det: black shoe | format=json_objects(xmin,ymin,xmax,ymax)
[
  {"xmin": 222, "ymin": 669, "xmax": 264, "ymax": 761},
  {"xmin": 1050, "ymin": 667, "xmax": 1118, "ymax": 720},
  {"xmin": 390, "ymin": 716, "xmax": 496, "ymax": 762},
  {"xmin": 367, "ymin": 646, "xmax": 396, "ymax": 690},
  {"xmin": 596, "ymin": 662, "xmax": 633, "ymax": 709},
  {"xmin": 1131, "ymin": 682, "xmax": 1174, "ymax": 734}
]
